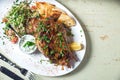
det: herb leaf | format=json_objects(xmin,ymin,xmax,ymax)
[{"xmin": 23, "ymin": 41, "xmax": 35, "ymax": 47}]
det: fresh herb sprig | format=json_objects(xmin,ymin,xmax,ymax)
[{"xmin": 23, "ymin": 41, "xmax": 35, "ymax": 48}]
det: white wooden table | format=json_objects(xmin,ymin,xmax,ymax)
[{"xmin": 0, "ymin": 0, "xmax": 120, "ymax": 80}]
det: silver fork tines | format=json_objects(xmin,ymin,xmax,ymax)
[{"xmin": 26, "ymin": 72, "xmax": 36, "ymax": 80}]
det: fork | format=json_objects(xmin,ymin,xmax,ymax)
[{"xmin": 0, "ymin": 53, "xmax": 36, "ymax": 80}]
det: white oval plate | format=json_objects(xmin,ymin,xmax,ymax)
[{"xmin": 0, "ymin": 0, "xmax": 86, "ymax": 76}]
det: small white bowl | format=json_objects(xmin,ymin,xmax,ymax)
[{"xmin": 19, "ymin": 35, "xmax": 37, "ymax": 54}]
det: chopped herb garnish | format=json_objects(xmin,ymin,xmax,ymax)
[
  {"xmin": 60, "ymin": 51, "xmax": 64, "ymax": 57},
  {"xmin": 43, "ymin": 45, "xmax": 48, "ymax": 50},
  {"xmin": 3, "ymin": 36, "xmax": 6, "ymax": 38},
  {"xmin": 80, "ymin": 30, "xmax": 82, "ymax": 32},
  {"xmin": 1, "ymin": 38, "xmax": 4, "ymax": 40},
  {"xmin": 15, "ymin": 0, "xmax": 19, "ymax": 3},
  {"xmin": 50, "ymin": 50, "xmax": 55, "ymax": 55},
  {"xmin": 23, "ymin": 41, "xmax": 35, "ymax": 48},
  {"xmin": 46, "ymin": 39, "xmax": 50, "ymax": 43},
  {"xmin": 57, "ymin": 32, "xmax": 62, "ymax": 36},
  {"xmin": 5, "ymin": 2, "xmax": 33, "ymax": 36},
  {"xmin": 42, "ymin": 35, "xmax": 50, "ymax": 43},
  {"xmin": 48, "ymin": 60, "xmax": 52, "ymax": 64},
  {"xmin": 32, "ymin": 12, "xmax": 40, "ymax": 18},
  {"xmin": 45, "ymin": 38, "xmax": 50, "ymax": 43},
  {"xmin": 64, "ymin": 46, "xmax": 67, "ymax": 49},
  {"xmin": 38, "ymin": 36, "xmax": 41, "ymax": 40},
  {"xmin": 40, "ymin": 59, "xmax": 46, "ymax": 64},
  {"xmin": 13, "ymin": 0, "xmax": 19, "ymax": 4},
  {"xmin": 3, "ymin": 42, "xmax": 5, "ymax": 45},
  {"xmin": 59, "ymin": 40, "xmax": 62, "ymax": 48},
  {"xmin": 37, "ymin": 21, "xmax": 47, "ymax": 32},
  {"xmin": 66, "ymin": 59, "xmax": 69, "ymax": 62},
  {"xmin": 45, "ymin": 18, "xmax": 49, "ymax": 20}
]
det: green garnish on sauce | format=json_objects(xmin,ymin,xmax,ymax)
[{"xmin": 23, "ymin": 41, "xmax": 35, "ymax": 48}]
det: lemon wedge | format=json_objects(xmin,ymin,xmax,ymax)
[{"xmin": 70, "ymin": 42, "xmax": 83, "ymax": 51}]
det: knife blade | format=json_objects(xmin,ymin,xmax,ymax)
[{"xmin": 0, "ymin": 65, "xmax": 24, "ymax": 80}]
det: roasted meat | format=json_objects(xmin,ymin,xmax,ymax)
[{"xmin": 35, "ymin": 18, "xmax": 77, "ymax": 68}]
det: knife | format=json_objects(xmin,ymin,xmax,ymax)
[
  {"xmin": 0, "ymin": 53, "xmax": 20, "ymax": 70},
  {"xmin": 0, "ymin": 65, "xmax": 24, "ymax": 80}
]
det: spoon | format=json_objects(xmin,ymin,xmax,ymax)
[{"xmin": 8, "ymin": 24, "xmax": 22, "ymax": 38}]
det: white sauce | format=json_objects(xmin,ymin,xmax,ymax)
[{"xmin": 19, "ymin": 35, "xmax": 37, "ymax": 54}]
